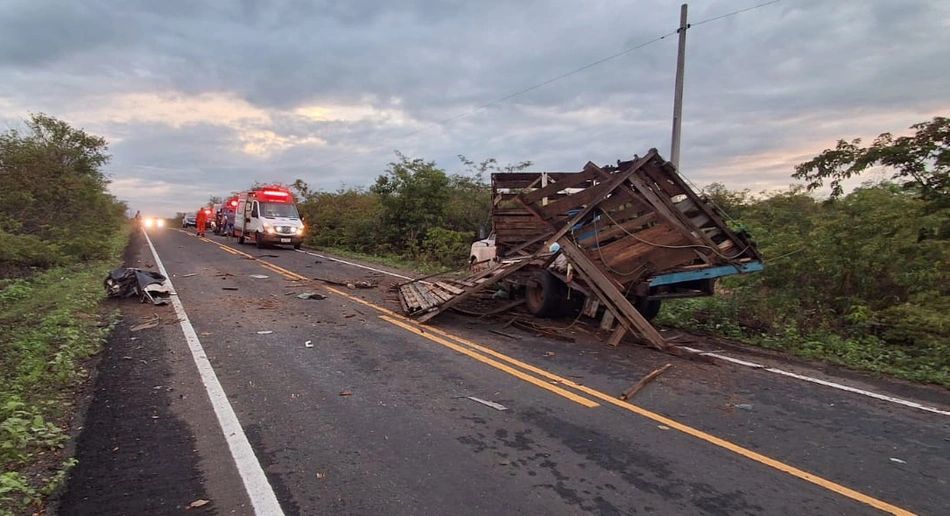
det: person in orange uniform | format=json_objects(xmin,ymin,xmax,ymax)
[{"xmin": 195, "ymin": 208, "xmax": 208, "ymax": 237}]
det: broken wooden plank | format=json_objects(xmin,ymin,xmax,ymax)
[
  {"xmin": 620, "ymin": 363, "xmax": 672, "ymax": 400},
  {"xmin": 520, "ymin": 165, "xmax": 602, "ymax": 205},
  {"xmin": 557, "ymin": 238, "xmax": 670, "ymax": 351},
  {"xmin": 415, "ymin": 258, "xmax": 539, "ymax": 323},
  {"xmin": 434, "ymin": 281, "xmax": 466, "ymax": 295},
  {"xmin": 576, "ymin": 212, "xmax": 658, "ymax": 249},
  {"xmin": 607, "ymin": 324, "xmax": 627, "ymax": 346}
]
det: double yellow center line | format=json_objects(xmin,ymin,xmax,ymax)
[{"xmin": 190, "ymin": 231, "xmax": 915, "ymax": 516}]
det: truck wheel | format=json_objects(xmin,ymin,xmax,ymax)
[
  {"xmin": 635, "ymin": 298, "xmax": 662, "ymax": 321},
  {"xmin": 293, "ymin": 243, "xmax": 302, "ymax": 250},
  {"xmin": 526, "ymin": 270, "xmax": 571, "ymax": 318},
  {"xmin": 238, "ymin": 233, "xmax": 245, "ymax": 244},
  {"xmin": 255, "ymin": 232, "xmax": 264, "ymax": 249}
]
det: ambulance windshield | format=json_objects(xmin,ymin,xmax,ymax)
[{"xmin": 260, "ymin": 202, "xmax": 299, "ymax": 219}]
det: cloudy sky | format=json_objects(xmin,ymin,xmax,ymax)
[{"xmin": 2, "ymin": 0, "xmax": 948, "ymax": 216}]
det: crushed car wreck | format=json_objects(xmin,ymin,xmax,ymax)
[{"xmin": 104, "ymin": 268, "xmax": 172, "ymax": 305}]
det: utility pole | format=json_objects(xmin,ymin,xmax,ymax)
[{"xmin": 670, "ymin": 3, "xmax": 688, "ymax": 171}]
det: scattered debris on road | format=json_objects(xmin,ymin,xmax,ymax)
[
  {"xmin": 467, "ymin": 396, "xmax": 508, "ymax": 411},
  {"xmin": 890, "ymin": 457, "xmax": 907, "ymax": 464},
  {"xmin": 249, "ymin": 274, "xmax": 269, "ymax": 279},
  {"xmin": 181, "ymin": 273, "xmax": 198, "ymax": 278},
  {"xmin": 620, "ymin": 363, "xmax": 672, "ymax": 400},
  {"xmin": 222, "ymin": 287, "xmax": 239, "ymax": 291},
  {"xmin": 304, "ymin": 340, "xmax": 313, "ymax": 348},
  {"xmin": 130, "ymin": 315, "xmax": 161, "ymax": 332},
  {"xmin": 730, "ymin": 403, "xmax": 754, "ymax": 411},
  {"xmin": 256, "ymin": 330, "xmax": 273, "ymax": 335},
  {"xmin": 186, "ymin": 499, "xmax": 210, "ymax": 509},
  {"xmin": 339, "ymin": 391, "xmax": 353, "ymax": 396},
  {"xmin": 489, "ymin": 329, "xmax": 520, "ymax": 340},
  {"xmin": 314, "ymin": 276, "xmax": 377, "ymax": 289},
  {"xmin": 104, "ymin": 267, "xmax": 171, "ymax": 305},
  {"xmin": 297, "ymin": 292, "xmax": 327, "ymax": 300}
]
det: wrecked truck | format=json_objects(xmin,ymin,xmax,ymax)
[{"xmin": 399, "ymin": 149, "xmax": 762, "ymax": 349}]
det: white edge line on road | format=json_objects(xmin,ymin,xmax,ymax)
[
  {"xmin": 295, "ymin": 249, "xmax": 414, "ymax": 280},
  {"xmin": 144, "ymin": 230, "xmax": 285, "ymax": 515},
  {"xmin": 681, "ymin": 346, "xmax": 950, "ymax": 417}
]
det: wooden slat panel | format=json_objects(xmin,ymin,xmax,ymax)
[
  {"xmin": 492, "ymin": 172, "xmax": 583, "ymax": 189},
  {"xmin": 606, "ymin": 247, "xmax": 699, "ymax": 284},
  {"xmin": 594, "ymin": 223, "xmax": 680, "ymax": 263},
  {"xmin": 604, "ymin": 231, "xmax": 695, "ymax": 272},
  {"xmin": 416, "ymin": 259, "xmax": 538, "ymax": 323},
  {"xmin": 657, "ymin": 160, "xmax": 762, "ymax": 262},
  {"xmin": 434, "ymin": 281, "xmax": 465, "ymax": 295},
  {"xmin": 520, "ymin": 164, "xmax": 603, "ymax": 205},
  {"xmin": 643, "ymin": 165, "xmax": 685, "ymax": 197},
  {"xmin": 538, "ymin": 179, "xmax": 632, "ymax": 220},
  {"xmin": 576, "ymin": 212, "xmax": 657, "ymax": 248}
]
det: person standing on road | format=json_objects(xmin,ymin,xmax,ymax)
[
  {"xmin": 225, "ymin": 208, "xmax": 235, "ymax": 239},
  {"xmin": 195, "ymin": 208, "xmax": 207, "ymax": 237}
]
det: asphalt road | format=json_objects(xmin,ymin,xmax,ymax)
[{"xmin": 57, "ymin": 227, "xmax": 950, "ymax": 515}]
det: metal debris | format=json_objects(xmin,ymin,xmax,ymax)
[{"xmin": 104, "ymin": 267, "xmax": 171, "ymax": 305}]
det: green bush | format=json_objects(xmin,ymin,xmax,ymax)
[
  {"xmin": 661, "ymin": 181, "xmax": 950, "ymax": 385},
  {"xmin": 417, "ymin": 227, "xmax": 473, "ymax": 268}
]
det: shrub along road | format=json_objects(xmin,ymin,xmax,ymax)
[{"xmin": 58, "ymin": 227, "xmax": 949, "ymax": 515}]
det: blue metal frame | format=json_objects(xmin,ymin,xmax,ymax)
[{"xmin": 648, "ymin": 261, "xmax": 764, "ymax": 287}]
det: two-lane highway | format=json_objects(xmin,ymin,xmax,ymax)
[{"xmin": 60, "ymin": 226, "xmax": 949, "ymax": 515}]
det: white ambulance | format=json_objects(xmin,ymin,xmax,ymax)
[{"xmin": 233, "ymin": 187, "xmax": 305, "ymax": 249}]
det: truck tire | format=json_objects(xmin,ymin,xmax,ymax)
[
  {"xmin": 635, "ymin": 298, "xmax": 662, "ymax": 321},
  {"xmin": 238, "ymin": 232, "xmax": 245, "ymax": 244},
  {"xmin": 294, "ymin": 242, "xmax": 302, "ymax": 250},
  {"xmin": 526, "ymin": 270, "xmax": 572, "ymax": 318},
  {"xmin": 255, "ymin": 232, "xmax": 264, "ymax": 249}
]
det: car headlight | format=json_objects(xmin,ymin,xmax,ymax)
[
  {"xmin": 156, "ymin": 219, "xmax": 165, "ymax": 227},
  {"xmin": 263, "ymin": 223, "xmax": 275, "ymax": 234},
  {"xmin": 295, "ymin": 226, "xmax": 304, "ymax": 235},
  {"xmin": 144, "ymin": 218, "xmax": 153, "ymax": 227}
]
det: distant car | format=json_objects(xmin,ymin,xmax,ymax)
[
  {"xmin": 143, "ymin": 217, "xmax": 165, "ymax": 228},
  {"xmin": 182, "ymin": 214, "xmax": 197, "ymax": 228}
]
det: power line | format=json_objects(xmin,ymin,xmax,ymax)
[
  {"xmin": 692, "ymin": 0, "xmax": 783, "ymax": 28},
  {"xmin": 314, "ymin": 0, "xmax": 783, "ymax": 168}
]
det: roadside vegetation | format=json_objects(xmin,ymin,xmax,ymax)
[
  {"xmin": 0, "ymin": 114, "xmax": 128, "ymax": 515},
  {"xmin": 293, "ymin": 117, "xmax": 949, "ymax": 386},
  {"xmin": 290, "ymin": 153, "xmax": 532, "ymax": 270},
  {"xmin": 657, "ymin": 117, "xmax": 950, "ymax": 386}
]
